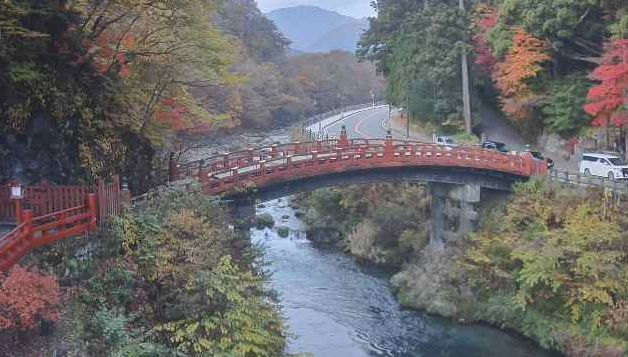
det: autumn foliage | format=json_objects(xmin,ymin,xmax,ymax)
[
  {"xmin": 494, "ymin": 28, "xmax": 551, "ymax": 97},
  {"xmin": 0, "ymin": 266, "xmax": 61, "ymax": 331},
  {"xmin": 584, "ymin": 39, "xmax": 628, "ymax": 128},
  {"xmin": 492, "ymin": 28, "xmax": 551, "ymax": 121},
  {"xmin": 473, "ymin": 4, "xmax": 498, "ymax": 76}
]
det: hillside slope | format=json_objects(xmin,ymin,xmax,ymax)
[
  {"xmin": 266, "ymin": 6, "xmax": 365, "ymax": 52},
  {"xmin": 307, "ymin": 18, "xmax": 368, "ymax": 53}
]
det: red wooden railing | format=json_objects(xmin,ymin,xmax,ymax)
[
  {"xmin": 0, "ymin": 176, "xmax": 125, "ymax": 272},
  {"xmin": 97, "ymin": 175, "xmax": 123, "ymax": 228},
  {"xmin": 0, "ymin": 196, "xmax": 97, "ymax": 272},
  {"xmin": 0, "ymin": 183, "xmax": 92, "ymax": 223}
]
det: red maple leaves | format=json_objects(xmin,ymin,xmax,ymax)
[
  {"xmin": 473, "ymin": 4, "xmax": 498, "ymax": 76},
  {"xmin": 61, "ymin": 29, "xmax": 134, "ymax": 79},
  {"xmin": 156, "ymin": 97, "xmax": 189, "ymax": 132},
  {"xmin": 0, "ymin": 266, "xmax": 60, "ymax": 331},
  {"xmin": 584, "ymin": 39, "xmax": 628, "ymax": 128}
]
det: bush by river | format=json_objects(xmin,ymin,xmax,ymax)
[{"xmin": 9, "ymin": 189, "xmax": 289, "ymax": 357}]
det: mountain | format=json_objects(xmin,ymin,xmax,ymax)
[
  {"xmin": 307, "ymin": 18, "xmax": 369, "ymax": 53},
  {"xmin": 265, "ymin": 6, "xmax": 367, "ymax": 53}
]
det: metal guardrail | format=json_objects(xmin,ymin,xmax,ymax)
[
  {"xmin": 547, "ymin": 169, "xmax": 628, "ymax": 194},
  {"xmin": 294, "ymin": 102, "xmax": 387, "ymax": 140}
]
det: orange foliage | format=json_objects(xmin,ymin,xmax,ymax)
[
  {"xmin": 494, "ymin": 28, "xmax": 550, "ymax": 97},
  {"xmin": 0, "ymin": 266, "xmax": 60, "ymax": 331}
]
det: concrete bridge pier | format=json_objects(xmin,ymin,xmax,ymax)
[
  {"xmin": 229, "ymin": 198, "xmax": 256, "ymax": 232},
  {"xmin": 429, "ymin": 182, "xmax": 480, "ymax": 250}
]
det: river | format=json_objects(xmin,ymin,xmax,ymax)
[{"xmin": 251, "ymin": 197, "xmax": 561, "ymax": 357}]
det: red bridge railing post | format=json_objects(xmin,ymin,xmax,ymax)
[
  {"xmin": 338, "ymin": 125, "xmax": 349, "ymax": 148},
  {"xmin": 384, "ymin": 130, "xmax": 394, "ymax": 158},
  {"xmin": 22, "ymin": 209, "xmax": 33, "ymax": 243}
]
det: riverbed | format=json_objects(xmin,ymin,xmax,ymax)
[{"xmin": 251, "ymin": 197, "xmax": 560, "ymax": 357}]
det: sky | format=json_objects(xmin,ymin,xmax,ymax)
[{"xmin": 256, "ymin": 0, "xmax": 376, "ymax": 18}]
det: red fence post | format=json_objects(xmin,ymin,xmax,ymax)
[
  {"xmin": 97, "ymin": 177, "xmax": 105, "ymax": 227},
  {"xmin": 168, "ymin": 152, "xmax": 179, "ymax": 182},
  {"xmin": 198, "ymin": 159, "xmax": 205, "ymax": 180},
  {"xmin": 9, "ymin": 180, "xmax": 24, "ymax": 223},
  {"xmin": 88, "ymin": 193, "xmax": 98, "ymax": 230}
]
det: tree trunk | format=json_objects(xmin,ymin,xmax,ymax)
[
  {"xmin": 624, "ymin": 127, "xmax": 628, "ymax": 160},
  {"xmin": 606, "ymin": 120, "xmax": 611, "ymax": 150},
  {"xmin": 459, "ymin": 0, "xmax": 472, "ymax": 134}
]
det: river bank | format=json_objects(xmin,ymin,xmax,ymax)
[
  {"xmin": 252, "ymin": 196, "xmax": 560, "ymax": 357},
  {"xmin": 295, "ymin": 182, "xmax": 628, "ymax": 357}
]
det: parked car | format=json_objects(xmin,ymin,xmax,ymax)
[
  {"xmin": 435, "ymin": 136, "xmax": 458, "ymax": 147},
  {"xmin": 523, "ymin": 150, "xmax": 554, "ymax": 169},
  {"xmin": 481, "ymin": 141, "xmax": 508, "ymax": 153},
  {"xmin": 579, "ymin": 153, "xmax": 628, "ymax": 180}
]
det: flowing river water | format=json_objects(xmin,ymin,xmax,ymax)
[{"xmin": 251, "ymin": 197, "xmax": 561, "ymax": 357}]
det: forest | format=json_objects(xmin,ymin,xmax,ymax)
[
  {"xmin": 359, "ymin": 0, "xmax": 628, "ymax": 146},
  {"xmin": 0, "ymin": 0, "xmax": 385, "ymax": 191}
]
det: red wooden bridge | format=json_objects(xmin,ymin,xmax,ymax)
[
  {"xmin": 0, "ymin": 128, "xmax": 548, "ymax": 272},
  {"xmin": 171, "ymin": 128, "xmax": 548, "ymax": 197}
]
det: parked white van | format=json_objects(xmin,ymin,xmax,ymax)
[{"xmin": 578, "ymin": 153, "xmax": 628, "ymax": 180}]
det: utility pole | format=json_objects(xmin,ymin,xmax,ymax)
[
  {"xmin": 459, "ymin": 0, "xmax": 472, "ymax": 134},
  {"xmin": 623, "ymin": 43, "xmax": 628, "ymax": 159},
  {"xmin": 406, "ymin": 90, "xmax": 410, "ymax": 139}
]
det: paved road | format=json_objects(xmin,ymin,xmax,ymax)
[
  {"xmin": 308, "ymin": 105, "xmax": 416, "ymax": 140},
  {"xmin": 478, "ymin": 103, "xmax": 525, "ymax": 151}
]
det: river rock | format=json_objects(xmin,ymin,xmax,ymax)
[
  {"xmin": 254, "ymin": 214, "xmax": 275, "ymax": 229},
  {"xmin": 277, "ymin": 226, "xmax": 290, "ymax": 238}
]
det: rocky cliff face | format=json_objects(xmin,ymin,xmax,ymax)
[{"xmin": 0, "ymin": 112, "xmax": 79, "ymax": 185}]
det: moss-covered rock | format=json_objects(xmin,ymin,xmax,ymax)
[
  {"xmin": 276, "ymin": 226, "xmax": 290, "ymax": 238},
  {"xmin": 254, "ymin": 214, "xmax": 275, "ymax": 229}
]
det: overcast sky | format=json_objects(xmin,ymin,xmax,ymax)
[{"xmin": 257, "ymin": 0, "xmax": 376, "ymax": 18}]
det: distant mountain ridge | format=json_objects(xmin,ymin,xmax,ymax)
[{"xmin": 265, "ymin": 6, "xmax": 368, "ymax": 53}]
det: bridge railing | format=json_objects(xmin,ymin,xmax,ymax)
[
  {"xmin": 170, "ymin": 139, "xmax": 343, "ymax": 182},
  {"xmin": 548, "ymin": 169, "xmax": 628, "ymax": 195}
]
